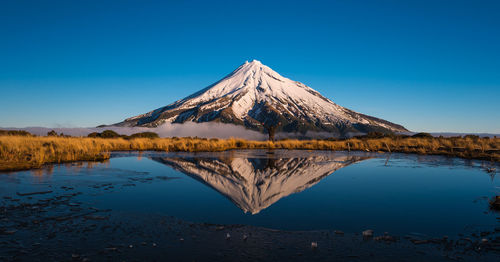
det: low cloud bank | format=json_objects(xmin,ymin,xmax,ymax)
[
  {"xmin": 9, "ymin": 122, "xmax": 267, "ymax": 140},
  {"xmin": 9, "ymin": 124, "xmax": 347, "ymax": 140},
  {"xmin": 10, "ymin": 124, "xmax": 494, "ymax": 140}
]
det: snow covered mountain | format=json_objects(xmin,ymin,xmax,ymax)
[
  {"xmin": 152, "ymin": 151, "xmax": 369, "ymax": 214},
  {"xmin": 113, "ymin": 60, "xmax": 407, "ymax": 136}
]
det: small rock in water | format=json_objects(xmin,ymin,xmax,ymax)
[
  {"xmin": 374, "ymin": 235, "xmax": 397, "ymax": 242},
  {"xmin": 226, "ymin": 233, "xmax": 231, "ymax": 240},
  {"xmin": 362, "ymin": 230, "xmax": 374, "ymax": 238},
  {"xmin": 84, "ymin": 215, "xmax": 108, "ymax": 221},
  {"xmin": 16, "ymin": 190, "xmax": 53, "ymax": 196},
  {"xmin": 71, "ymin": 254, "xmax": 80, "ymax": 259},
  {"xmin": 410, "ymin": 239, "xmax": 429, "ymax": 245},
  {"xmin": 2, "ymin": 229, "xmax": 18, "ymax": 235},
  {"xmin": 334, "ymin": 230, "xmax": 344, "ymax": 235},
  {"xmin": 311, "ymin": 242, "xmax": 318, "ymax": 249},
  {"xmin": 481, "ymin": 238, "xmax": 488, "ymax": 243}
]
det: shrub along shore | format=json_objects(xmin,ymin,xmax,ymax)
[{"xmin": 0, "ymin": 131, "xmax": 499, "ymax": 172}]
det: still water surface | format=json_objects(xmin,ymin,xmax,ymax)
[{"xmin": 0, "ymin": 150, "xmax": 498, "ymax": 237}]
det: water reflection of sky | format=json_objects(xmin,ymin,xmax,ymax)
[{"xmin": 0, "ymin": 150, "xmax": 498, "ymax": 237}]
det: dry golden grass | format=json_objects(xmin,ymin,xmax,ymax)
[{"xmin": 0, "ymin": 135, "xmax": 499, "ymax": 171}]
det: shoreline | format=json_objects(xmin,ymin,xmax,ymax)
[{"xmin": 1, "ymin": 135, "xmax": 499, "ymax": 172}]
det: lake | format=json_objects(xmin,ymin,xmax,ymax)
[{"xmin": 1, "ymin": 150, "xmax": 498, "ymax": 238}]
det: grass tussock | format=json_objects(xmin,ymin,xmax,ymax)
[{"xmin": 0, "ymin": 135, "xmax": 499, "ymax": 171}]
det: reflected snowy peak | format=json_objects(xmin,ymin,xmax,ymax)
[{"xmin": 152, "ymin": 151, "xmax": 369, "ymax": 214}]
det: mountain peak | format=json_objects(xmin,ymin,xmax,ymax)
[
  {"xmin": 231, "ymin": 60, "xmax": 285, "ymax": 87},
  {"xmin": 114, "ymin": 60, "xmax": 408, "ymax": 137},
  {"xmin": 246, "ymin": 59, "xmax": 261, "ymax": 65},
  {"xmin": 237, "ymin": 59, "xmax": 270, "ymax": 74}
]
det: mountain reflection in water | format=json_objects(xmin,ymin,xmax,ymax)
[{"xmin": 151, "ymin": 151, "xmax": 370, "ymax": 214}]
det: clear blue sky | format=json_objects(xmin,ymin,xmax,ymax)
[{"xmin": 1, "ymin": 0, "xmax": 499, "ymax": 133}]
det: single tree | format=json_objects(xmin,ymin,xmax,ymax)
[{"xmin": 261, "ymin": 122, "xmax": 281, "ymax": 142}]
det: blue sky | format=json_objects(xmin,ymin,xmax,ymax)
[{"xmin": 0, "ymin": 0, "xmax": 499, "ymax": 133}]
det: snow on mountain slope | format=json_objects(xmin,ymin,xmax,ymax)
[
  {"xmin": 152, "ymin": 151, "xmax": 369, "ymax": 214},
  {"xmin": 113, "ymin": 60, "xmax": 407, "ymax": 136}
]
